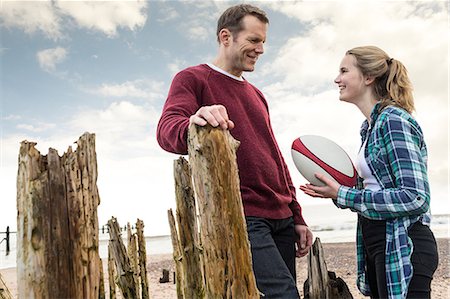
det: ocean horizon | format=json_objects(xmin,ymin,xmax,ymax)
[{"xmin": 1, "ymin": 212, "xmax": 448, "ymax": 270}]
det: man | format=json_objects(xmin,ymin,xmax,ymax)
[{"xmin": 157, "ymin": 4, "xmax": 313, "ymax": 298}]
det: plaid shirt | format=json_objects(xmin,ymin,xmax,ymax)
[{"xmin": 335, "ymin": 103, "xmax": 431, "ymax": 299}]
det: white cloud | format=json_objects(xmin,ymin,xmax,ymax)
[
  {"xmin": 0, "ymin": 1, "xmax": 62, "ymax": 39},
  {"xmin": 0, "ymin": 0, "xmax": 148, "ymax": 39},
  {"xmin": 1, "ymin": 100, "xmax": 175, "ymax": 235},
  {"xmin": 17, "ymin": 122, "xmax": 56, "ymax": 132},
  {"xmin": 261, "ymin": 1, "xmax": 449, "ymax": 214},
  {"xmin": 89, "ymin": 79, "xmax": 166, "ymax": 100},
  {"xmin": 157, "ymin": 6, "xmax": 179, "ymax": 23},
  {"xmin": 2, "ymin": 114, "xmax": 22, "ymax": 121},
  {"xmin": 188, "ymin": 25, "xmax": 209, "ymax": 41},
  {"xmin": 265, "ymin": 1, "xmax": 448, "ymax": 96},
  {"xmin": 167, "ymin": 58, "xmax": 188, "ymax": 75},
  {"xmin": 55, "ymin": 1, "xmax": 147, "ymax": 38},
  {"xmin": 36, "ymin": 47, "xmax": 67, "ymax": 72}
]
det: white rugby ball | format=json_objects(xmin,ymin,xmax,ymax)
[{"xmin": 291, "ymin": 135, "xmax": 357, "ymax": 187}]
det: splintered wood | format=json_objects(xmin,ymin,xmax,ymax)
[
  {"xmin": 168, "ymin": 124, "xmax": 259, "ymax": 298},
  {"xmin": 16, "ymin": 132, "xmax": 103, "ymax": 298},
  {"xmin": 0, "ymin": 272, "xmax": 12, "ymax": 299},
  {"xmin": 107, "ymin": 218, "xmax": 150, "ymax": 299}
]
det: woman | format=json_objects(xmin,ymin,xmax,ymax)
[{"xmin": 300, "ymin": 46, "xmax": 438, "ymax": 299}]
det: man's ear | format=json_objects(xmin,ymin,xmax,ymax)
[{"xmin": 218, "ymin": 28, "xmax": 231, "ymax": 45}]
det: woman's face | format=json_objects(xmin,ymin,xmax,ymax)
[{"xmin": 334, "ymin": 54, "xmax": 368, "ymax": 104}]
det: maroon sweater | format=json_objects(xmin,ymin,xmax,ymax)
[{"xmin": 157, "ymin": 64, "xmax": 306, "ymax": 225}]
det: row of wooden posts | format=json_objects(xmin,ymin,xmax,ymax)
[
  {"xmin": 1, "ymin": 128, "xmax": 353, "ymax": 298},
  {"xmin": 0, "ymin": 133, "xmax": 152, "ymax": 298},
  {"xmin": 0, "ymin": 225, "xmax": 135, "ymax": 258}
]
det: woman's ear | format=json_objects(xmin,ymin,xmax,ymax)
[
  {"xmin": 218, "ymin": 28, "xmax": 231, "ymax": 46},
  {"xmin": 364, "ymin": 75, "xmax": 375, "ymax": 86}
]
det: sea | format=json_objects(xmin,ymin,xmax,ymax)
[{"xmin": 1, "ymin": 207, "xmax": 448, "ymax": 270}]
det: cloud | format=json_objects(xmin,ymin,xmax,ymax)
[
  {"xmin": 0, "ymin": 1, "xmax": 61, "ymax": 39},
  {"xmin": 265, "ymin": 2, "xmax": 448, "ymax": 96},
  {"xmin": 187, "ymin": 25, "xmax": 210, "ymax": 41},
  {"xmin": 55, "ymin": 1, "xmax": 148, "ymax": 38},
  {"xmin": 167, "ymin": 58, "xmax": 188, "ymax": 75},
  {"xmin": 2, "ymin": 114, "xmax": 22, "ymax": 121},
  {"xmin": 17, "ymin": 122, "xmax": 56, "ymax": 132},
  {"xmin": 157, "ymin": 6, "xmax": 179, "ymax": 23},
  {"xmin": 88, "ymin": 79, "xmax": 166, "ymax": 100},
  {"xmin": 0, "ymin": 1, "xmax": 148, "ymax": 39},
  {"xmin": 260, "ymin": 1, "xmax": 449, "ymax": 213},
  {"xmin": 36, "ymin": 47, "xmax": 67, "ymax": 72},
  {"xmin": 1, "ymin": 100, "xmax": 175, "ymax": 235}
]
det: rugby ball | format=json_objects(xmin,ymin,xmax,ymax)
[{"xmin": 291, "ymin": 135, "xmax": 357, "ymax": 187}]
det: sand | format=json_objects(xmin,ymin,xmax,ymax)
[{"xmin": 1, "ymin": 238, "xmax": 448, "ymax": 298}]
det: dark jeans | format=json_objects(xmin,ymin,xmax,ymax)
[
  {"xmin": 406, "ymin": 221, "xmax": 439, "ymax": 299},
  {"xmin": 361, "ymin": 217, "xmax": 439, "ymax": 299},
  {"xmin": 246, "ymin": 216, "xmax": 300, "ymax": 299}
]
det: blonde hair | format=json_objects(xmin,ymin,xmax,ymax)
[{"xmin": 346, "ymin": 46, "xmax": 414, "ymax": 113}]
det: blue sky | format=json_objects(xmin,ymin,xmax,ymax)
[{"xmin": 1, "ymin": 1, "xmax": 448, "ymax": 236}]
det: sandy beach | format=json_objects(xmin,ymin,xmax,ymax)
[{"xmin": 1, "ymin": 238, "xmax": 448, "ymax": 298}]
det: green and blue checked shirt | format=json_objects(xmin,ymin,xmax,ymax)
[{"xmin": 335, "ymin": 103, "xmax": 431, "ymax": 299}]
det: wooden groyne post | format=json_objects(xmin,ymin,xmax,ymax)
[
  {"xmin": 108, "ymin": 217, "xmax": 138, "ymax": 298},
  {"xmin": 173, "ymin": 157, "xmax": 205, "ymax": 298},
  {"xmin": 303, "ymin": 238, "xmax": 353, "ymax": 299},
  {"xmin": 107, "ymin": 217, "xmax": 149, "ymax": 299},
  {"xmin": 0, "ymin": 272, "xmax": 13, "ymax": 299},
  {"xmin": 185, "ymin": 124, "xmax": 259, "ymax": 298},
  {"xmin": 4, "ymin": 227, "xmax": 9, "ymax": 256},
  {"xmin": 0, "ymin": 227, "xmax": 10, "ymax": 256},
  {"xmin": 168, "ymin": 209, "xmax": 184, "ymax": 299},
  {"xmin": 16, "ymin": 132, "xmax": 104, "ymax": 298}
]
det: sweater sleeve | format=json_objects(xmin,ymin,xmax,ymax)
[
  {"xmin": 284, "ymin": 160, "xmax": 307, "ymax": 226},
  {"xmin": 335, "ymin": 112, "xmax": 430, "ymax": 220},
  {"xmin": 157, "ymin": 71, "xmax": 202, "ymax": 154}
]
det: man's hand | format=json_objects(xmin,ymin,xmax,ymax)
[
  {"xmin": 190, "ymin": 104, "xmax": 235, "ymax": 129},
  {"xmin": 295, "ymin": 224, "xmax": 313, "ymax": 257}
]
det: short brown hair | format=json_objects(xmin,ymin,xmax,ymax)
[{"xmin": 216, "ymin": 4, "xmax": 269, "ymax": 42}]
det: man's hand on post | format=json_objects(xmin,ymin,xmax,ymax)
[{"xmin": 189, "ymin": 104, "xmax": 235, "ymax": 129}]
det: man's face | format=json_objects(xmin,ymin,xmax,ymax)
[{"xmin": 227, "ymin": 15, "xmax": 267, "ymax": 77}]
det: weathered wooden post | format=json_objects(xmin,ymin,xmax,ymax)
[
  {"xmin": 5, "ymin": 227, "xmax": 9, "ymax": 256},
  {"xmin": 136, "ymin": 219, "xmax": 150, "ymax": 299},
  {"xmin": 187, "ymin": 124, "xmax": 259, "ymax": 298},
  {"xmin": 107, "ymin": 217, "xmax": 138, "ymax": 298},
  {"xmin": 108, "ymin": 243, "xmax": 117, "ymax": 299},
  {"xmin": 173, "ymin": 157, "xmax": 205, "ymax": 298},
  {"xmin": 16, "ymin": 132, "xmax": 103, "ymax": 298},
  {"xmin": 0, "ymin": 272, "xmax": 13, "ymax": 299},
  {"xmin": 303, "ymin": 238, "xmax": 353, "ymax": 299},
  {"xmin": 168, "ymin": 209, "xmax": 184, "ymax": 299},
  {"xmin": 127, "ymin": 223, "xmax": 140, "ymax": 294}
]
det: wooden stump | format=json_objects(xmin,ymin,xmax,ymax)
[
  {"xmin": 187, "ymin": 124, "xmax": 259, "ymax": 298},
  {"xmin": 0, "ymin": 272, "xmax": 12, "ymax": 299},
  {"xmin": 168, "ymin": 209, "xmax": 184, "ymax": 299},
  {"xmin": 303, "ymin": 238, "xmax": 353, "ymax": 299},
  {"xmin": 16, "ymin": 132, "xmax": 103, "ymax": 298},
  {"xmin": 136, "ymin": 219, "xmax": 150, "ymax": 299},
  {"xmin": 108, "ymin": 243, "xmax": 117, "ymax": 299},
  {"xmin": 173, "ymin": 157, "xmax": 205, "ymax": 298},
  {"xmin": 107, "ymin": 217, "xmax": 138, "ymax": 298},
  {"xmin": 127, "ymin": 223, "xmax": 140, "ymax": 294}
]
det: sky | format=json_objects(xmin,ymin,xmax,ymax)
[{"xmin": 1, "ymin": 1, "xmax": 448, "ymax": 237}]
